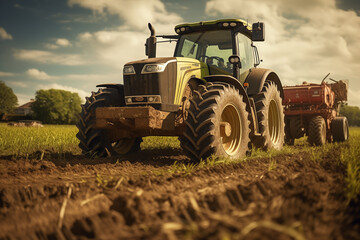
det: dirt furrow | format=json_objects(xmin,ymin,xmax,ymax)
[{"xmin": 0, "ymin": 150, "xmax": 359, "ymax": 239}]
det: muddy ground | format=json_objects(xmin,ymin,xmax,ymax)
[{"xmin": 0, "ymin": 147, "xmax": 359, "ymax": 240}]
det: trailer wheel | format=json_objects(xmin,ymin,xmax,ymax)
[
  {"xmin": 76, "ymin": 88, "xmax": 142, "ymax": 157},
  {"xmin": 308, "ymin": 115, "xmax": 326, "ymax": 146},
  {"xmin": 253, "ymin": 81, "xmax": 285, "ymax": 150},
  {"xmin": 179, "ymin": 82, "xmax": 251, "ymax": 161},
  {"xmin": 290, "ymin": 117, "xmax": 303, "ymax": 139},
  {"xmin": 284, "ymin": 118, "xmax": 294, "ymax": 145},
  {"xmin": 331, "ymin": 117, "xmax": 349, "ymax": 142}
]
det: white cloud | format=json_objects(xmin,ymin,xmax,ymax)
[
  {"xmin": 68, "ymin": 0, "xmax": 182, "ymax": 31},
  {"xmin": 7, "ymin": 81, "xmax": 27, "ymax": 88},
  {"xmin": 38, "ymin": 83, "xmax": 88, "ymax": 102},
  {"xmin": 45, "ymin": 38, "xmax": 72, "ymax": 49},
  {"xmin": 56, "ymin": 38, "xmax": 72, "ymax": 47},
  {"xmin": 0, "ymin": 27, "xmax": 13, "ymax": 40},
  {"xmin": 0, "ymin": 72, "xmax": 15, "ymax": 77},
  {"xmin": 26, "ymin": 68, "xmax": 56, "ymax": 80},
  {"xmin": 77, "ymin": 27, "xmax": 177, "ymax": 70},
  {"xmin": 205, "ymin": 0, "xmax": 360, "ymax": 106},
  {"xmin": 67, "ymin": 0, "xmax": 182, "ymax": 70},
  {"xmin": 64, "ymin": 73, "xmax": 121, "ymax": 82},
  {"xmin": 14, "ymin": 49, "xmax": 87, "ymax": 66},
  {"xmin": 16, "ymin": 93, "xmax": 34, "ymax": 106}
]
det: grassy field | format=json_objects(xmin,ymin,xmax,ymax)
[{"xmin": 0, "ymin": 123, "xmax": 359, "ymax": 202}]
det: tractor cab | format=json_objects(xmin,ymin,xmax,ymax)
[{"xmin": 173, "ymin": 19, "xmax": 264, "ymax": 83}]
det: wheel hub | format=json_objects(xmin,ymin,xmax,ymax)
[{"xmin": 220, "ymin": 104, "xmax": 242, "ymax": 156}]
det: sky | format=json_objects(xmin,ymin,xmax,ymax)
[{"xmin": 1, "ymin": 0, "xmax": 360, "ymax": 107}]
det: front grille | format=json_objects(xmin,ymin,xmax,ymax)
[
  {"xmin": 124, "ymin": 73, "xmax": 159, "ymax": 96},
  {"xmin": 123, "ymin": 61, "xmax": 176, "ymax": 107}
]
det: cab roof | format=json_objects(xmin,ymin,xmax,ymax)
[{"xmin": 174, "ymin": 19, "xmax": 252, "ymax": 37}]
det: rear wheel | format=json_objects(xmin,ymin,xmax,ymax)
[
  {"xmin": 331, "ymin": 116, "xmax": 349, "ymax": 142},
  {"xmin": 253, "ymin": 81, "xmax": 285, "ymax": 150},
  {"xmin": 308, "ymin": 115, "xmax": 326, "ymax": 146},
  {"xmin": 179, "ymin": 82, "xmax": 251, "ymax": 161},
  {"xmin": 76, "ymin": 88, "xmax": 142, "ymax": 157}
]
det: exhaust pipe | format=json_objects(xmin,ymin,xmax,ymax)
[{"xmin": 145, "ymin": 23, "xmax": 156, "ymax": 58}]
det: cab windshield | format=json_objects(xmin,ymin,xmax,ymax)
[{"xmin": 174, "ymin": 30, "xmax": 233, "ymax": 75}]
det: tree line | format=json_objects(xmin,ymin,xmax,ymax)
[
  {"xmin": 0, "ymin": 81, "xmax": 81, "ymax": 124},
  {"xmin": 340, "ymin": 105, "xmax": 360, "ymax": 126}
]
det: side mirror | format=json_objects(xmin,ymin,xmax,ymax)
[
  {"xmin": 252, "ymin": 22, "xmax": 265, "ymax": 41},
  {"xmin": 228, "ymin": 55, "xmax": 242, "ymax": 68}
]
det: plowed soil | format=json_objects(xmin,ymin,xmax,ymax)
[{"xmin": 0, "ymin": 147, "xmax": 359, "ymax": 240}]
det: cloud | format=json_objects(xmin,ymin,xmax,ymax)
[
  {"xmin": 0, "ymin": 72, "xmax": 15, "ymax": 77},
  {"xmin": 205, "ymin": 0, "xmax": 360, "ymax": 106},
  {"xmin": 16, "ymin": 93, "xmax": 34, "ymax": 106},
  {"xmin": 45, "ymin": 38, "xmax": 72, "ymax": 49},
  {"xmin": 14, "ymin": 49, "xmax": 87, "ymax": 66},
  {"xmin": 7, "ymin": 81, "xmax": 27, "ymax": 88},
  {"xmin": 38, "ymin": 83, "xmax": 88, "ymax": 102},
  {"xmin": 68, "ymin": 0, "xmax": 182, "ymax": 31},
  {"xmin": 64, "ymin": 73, "xmax": 120, "ymax": 82},
  {"xmin": 26, "ymin": 68, "xmax": 56, "ymax": 80},
  {"xmin": 77, "ymin": 27, "xmax": 177, "ymax": 70},
  {"xmin": 0, "ymin": 27, "xmax": 13, "ymax": 40},
  {"xmin": 56, "ymin": 38, "xmax": 72, "ymax": 47},
  {"xmin": 68, "ymin": 0, "xmax": 182, "ymax": 70}
]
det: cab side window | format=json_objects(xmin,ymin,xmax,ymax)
[
  {"xmin": 237, "ymin": 34, "xmax": 255, "ymax": 82},
  {"xmin": 179, "ymin": 39, "xmax": 198, "ymax": 58}
]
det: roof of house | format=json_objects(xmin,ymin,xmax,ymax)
[{"xmin": 17, "ymin": 101, "xmax": 34, "ymax": 109}]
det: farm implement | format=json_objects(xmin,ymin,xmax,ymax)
[{"xmin": 283, "ymin": 74, "xmax": 349, "ymax": 145}]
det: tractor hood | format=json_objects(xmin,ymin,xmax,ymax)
[{"xmin": 123, "ymin": 57, "xmax": 204, "ymax": 111}]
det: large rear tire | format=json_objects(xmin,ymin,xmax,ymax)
[
  {"xmin": 253, "ymin": 81, "xmax": 285, "ymax": 150},
  {"xmin": 179, "ymin": 82, "xmax": 251, "ymax": 161},
  {"xmin": 308, "ymin": 115, "xmax": 326, "ymax": 146},
  {"xmin": 76, "ymin": 88, "xmax": 142, "ymax": 157},
  {"xmin": 331, "ymin": 116, "xmax": 349, "ymax": 142}
]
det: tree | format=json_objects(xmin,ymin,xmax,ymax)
[
  {"xmin": 32, "ymin": 89, "xmax": 82, "ymax": 124},
  {"xmin": 340, "ymin": 105, "xmax": 360, "ymax": 126},
  {"xmin": 0, "ymin": 81, "xmax": 18, "ymax": 114}
]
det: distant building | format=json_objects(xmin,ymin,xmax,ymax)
[
  {"xmin": 14, "ymin": 99, "xmax": 34, "ymax": 115},
  {"xmin": 1, "ymin": 99, "xmax": 35, "ymax": 121}
]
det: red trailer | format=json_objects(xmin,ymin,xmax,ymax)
[{"xmin": 283, "ymin": 74, "xmax": 349, "ymax": 145}]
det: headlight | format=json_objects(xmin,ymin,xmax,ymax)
[
  {"xmin": 123, "ymin": 65, "xmax": 135, "ymax": 75},
  {"xmin": 141, "ymin": 63, "xmax": 166, "ymax": 74}
]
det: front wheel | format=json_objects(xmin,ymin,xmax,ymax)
[
  {"xmin": 76, "ymin": 88, "xmax": 142, "ymax": 157},
  {"xmin": 179, "ymin": 82, "xmax": 251, "ymax": 161},
  {"xmin": 253, "ymin": 81, "xmax": 285, "ymax": 150}
]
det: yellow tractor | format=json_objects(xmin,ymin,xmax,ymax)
[{"xmin": 77, "ymin": 19, "xmax": 285, "ymax": 160}]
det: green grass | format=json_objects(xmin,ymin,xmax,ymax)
[
  {"xmin": 0, "ymin": 123, "xmax": 81, "ymax": 158},
  {"xmin": 0, "ymin": 123, "xmax": 181, "ymax": 158},
  {"xmin": 339, "ymin": 127, "xmax": 360, "ymax": 203}
]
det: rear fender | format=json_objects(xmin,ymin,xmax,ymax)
[{"xmin": 245, "ymin": 68, "xmax": 283, "ymax": 98}]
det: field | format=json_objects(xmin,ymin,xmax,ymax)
[{"xmin": 0, "ymin": 123, "xmax": 359, "ymax": 239}]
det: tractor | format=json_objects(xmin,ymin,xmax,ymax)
[
  {"xmin": 283, "ymin": 74, "xmax": 349, "ymax": 146},
  {"xmin": 76, "ymin": 19, "xmax": 285, "ymax": 161}
]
